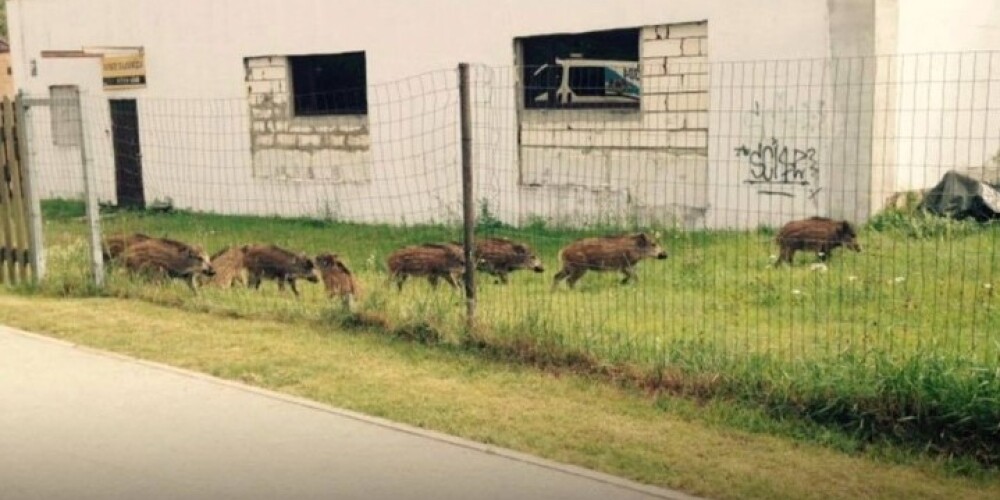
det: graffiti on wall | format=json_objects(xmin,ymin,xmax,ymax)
[{"xmin": 735, "ymin": 138, "xmax": 821, "ymax": 199}]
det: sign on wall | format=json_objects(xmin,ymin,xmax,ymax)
[{"xmin": 102, "ymin": 53, "xmax": 146, "ymax": 90}]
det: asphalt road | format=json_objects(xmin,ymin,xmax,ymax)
[{"xmin": 0, "ymin": 325, "xmax": 697, "ymax": 500}]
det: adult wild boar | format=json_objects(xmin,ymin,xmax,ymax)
[
  {"xmin": 122, "ymin": 238, "xmax": 215, "ymax": 292},
  {"xmin": 552, "ymin": 232, "xmax": 668, "ymax": 290},
  {"xmin": 316, "ymin": 253, "xmax": 360, "ymax": 307},
  {"xmin": 243, "ymin": 244, "xmax": 319, "ymax": 297},
  {"xmin": 205, "ymin": 245, "xmax": 249, "ymax": 288},
  {"xmin": 775, "ymin": 217, "xmax": 861, "ymax": 265},
  {"xmin": 472, "ymin": 237, "xmax": 544, "ymax": 284},
  {"xmin": 387, "ymin": 243, "xmax": 465, "ymax": 291}
]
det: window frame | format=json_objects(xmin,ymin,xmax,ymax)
[
  {"xmin": 515, "ymin": 27, "xmax": 642, "ymax": 114},
  {"xmin": 287, "ymin": 51, "xmax": 369, "ymax": 118}
]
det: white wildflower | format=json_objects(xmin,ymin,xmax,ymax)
[
  {"xmin": 985, "ymin": 283, "xmax": 993, "ymax": 290},
  {"xmin": 848, "ymin": 275, "xmax": 858, "ymax": 282},
  {"xmin": 792, "ymin": 289, "xmax": 803, "ymax": 296},
  {"xmin": 809, "ymin": 263, "xmax": 828, "ymax": 273},
  {"xmin": 893, "ymin": 276, "xmax": 906, "ymax": 284}
]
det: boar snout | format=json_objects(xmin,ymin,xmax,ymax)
[
  {"xmin": 202, "ymin": 264, "xmax": 217, "ymax": 277},
  {"xmin": 656, "ymin": 250, "xmax": 668, "ymax": 260},
  {"xmin": 530, "ymin": 257, "xmax": 545, "ymax": 273}
]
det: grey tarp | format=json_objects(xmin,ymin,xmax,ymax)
[{"xmin": 919, "ymin": 170, "xmax": 1000, "ymax": 221}]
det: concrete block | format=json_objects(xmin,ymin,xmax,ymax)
[
  {"xmin": 667, "ymin": 57, "xmax": 709, "ymax": 75},
  {"xmin": 667, "ymin": 92, "xmax": 709, "ymax": 111},
  {"xmin": 289, "ymin": 124, "xmax": 316, "ymax": 134},
  {"xmin": 251, "ymin": 108, "xmax": 273, "ymax": 120},
  {"xmin": 298, "ymin": 135, "xmax": 322, "ymax": 148},
  {"xmin": 640, "ymin": 60, "xmax": 667, "ymax": 77},
  {"xmin": 346, "ymin": 134, "xmax": 370, "ymax": 149},
  {"xmin": 644, "ymin": 39, "xmax": 683, "ymax": 58},
  {"xmin": 643, "ymin": 75, "xmax": 684, "ymax": 94},
  {"xmin": 254, "ymin": 134, "xmax": 274, "ymax": 148},
  {"xmin": 276, "ymin": 133, "xmax": 297, "ymax": 147},
  {"xmin": 250, "ymin": 66, "xmax": 288, "ymax": 81},
  {"xmin": 642, "ymin": 25, "xmax": 668, "ymax": 40},
  {"xmin": 669, "ymin": 22, "xmax": 707, "ymax": 39},
  {"xmin": 682, "ymin": 38, "xmax": 702, "ymax": 56},
  {"xmin": 683, "ymin": 74, "xmax": 710, "ymax": 91},
  {"xmin": 246, "ymin": 56, "xmax": 286, "ymax": 69}
]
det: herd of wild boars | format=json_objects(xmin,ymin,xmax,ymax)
[{"xmin": 100, "ymin": 217, "xmax": 862, "ymax": 297}]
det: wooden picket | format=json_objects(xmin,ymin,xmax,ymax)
[{"xmin": 0, "ymin": 97, "xmax": 34, "ymax": 284}]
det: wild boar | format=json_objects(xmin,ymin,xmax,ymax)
[
  {"xmin": 243, "ymin": 244, "xmax": 319, "ymax": 296},
  {"xmin": 122, "ymin": 238, "xmax": 215, "ymax": 292},
  {"xmin": 552, "ymin": 232, "xmax": 668, "ymax": 290},
  {"xmin": 316, "ymin": 253, "xmax": 360, "ymax": 307},
  {"xmin": 103, "ymin": 233, "xmax": 152, "ymax": 263},
  {"xmin": 775, "ymin": 217, "xmax": 862, "ymax": 265},
  {"xmin": 387, "ymin": 243, "xmax": 466, "ymax": 291},
  {"xmin": 471, "ymin": 237, "xmax": 544, "ymax": 284},
  {"xmin": 204, "ymin": 245, "xmax": 249, "ymax": 288}
]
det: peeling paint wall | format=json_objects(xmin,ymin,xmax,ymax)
[{"xmin": 245, "ymin": 56, "xmax": 371, "ymax": 183}]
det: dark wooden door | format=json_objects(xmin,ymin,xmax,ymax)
[{"xmin": 109, "ymin": 99, "xmax": 145, "ymax": 208}]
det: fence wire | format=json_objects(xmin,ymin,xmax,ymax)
[{"xmin": 22, "ymin": 53, "xmax": 1000, "ymax": 379}]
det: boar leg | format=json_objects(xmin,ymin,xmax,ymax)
[
  {"xmin": 620, "ymin": 267, "xmax": 637, "ymax": 285},
  {"xmin": 288, "ymin": 279, "xmax": 301, "ymax": 297},
  {"xmin": 564, "ymin": 268, "xmax": 587, "ymax": 289},
  {"xmin": 817, "ymin": 246, "xmax": 831, "ymax": 262},
  {"xmin": 496, "ymin": 272, "xmax": 509, "ymax": 285},
  {"xmin": 776, "ymin": 247, "xmax": 794, "ymax": 266},
  {"xmin": 442, "ymin": 273, "xmax": 460, "ymax": 289},
  {"xmin": 249, "ymin": 272, "xmax": 263, "ymax": 290},
  {"xmin": 394, "ymin": 274, "xmax": 407, "ymax": 291},
  {"xmin": 551, "ymin": 268, "xmax": 570, "ymax": 290},
  {"xmin": 428, "ymin": 275, "xmax": 440, "ymax": 288}
]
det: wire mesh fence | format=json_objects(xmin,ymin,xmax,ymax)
[{"xmin": 18, "ymin": 52, "xmax": 1000, "ymax": 460}]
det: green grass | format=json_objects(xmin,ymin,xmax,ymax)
[
  {"xmin": 31, "ymin": 199, "xmax": 1000, "ymax": 465},
  {"xmin": 1, "ymin": 294, "xmax": 998, "ymax": 500}
]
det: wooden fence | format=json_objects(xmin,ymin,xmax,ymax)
[{"xmin": 0, "ymin": 97, "xmax": 34, "ymax": 284}]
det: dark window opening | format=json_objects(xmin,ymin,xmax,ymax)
[
  {"xmin": 290, "ymin": 51, "xmax": 368, "ymax": 116},
  {"xmin": 518, "ymin": 28, "xmax": 640, "ymax": 110}
]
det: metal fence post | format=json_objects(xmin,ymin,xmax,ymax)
[
  {"xmin": 458, "ymin": 63, "xmax": 476, "ymax": 328},
  {"xmin": 15, "ymin": 92, "xmax": 46, "ymax": 282},
  {"xmin": 75, "ymin": 92, "xmax": 105, "ymax": 287}
]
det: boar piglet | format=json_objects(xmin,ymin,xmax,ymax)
[
  {"xmin": 552, "ymin": 232, "xmax": 667, "ymax": 290},
  {"xmin": 205, "ymin": 245, "xmax": 249, "ymax": 288},
  {"xmin": 471, "ymin": 237, "xmax": 544, "ymax": 284},
  {"xmin": 775, "ymin": 217, "xmax": 861, "ymax": 265},
  {"xmin": 243, "ymin": 244, "xmax": 319, "ymax": 297},
  {"xmin": 316, "ymin": 253, "xmax": 360, "ymax": 307},
  {"xmin": 123, "ymin": 238, "xmax": 215, "ymax": 292},
  {"xmin": 387, "ymin": 243, "xmax": 465, "ymax": 291}
]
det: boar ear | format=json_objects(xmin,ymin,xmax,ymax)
[
  {"xmin": 513, "ymin": 244, "xmax": 528, "ymax": 255},
  {"xmin": 839, "ymin": 221, "xmax": 856, "ymax": 236},
  {"xmin": 635, "ymin": 233, "xmax": 652, "ymax": 246}
]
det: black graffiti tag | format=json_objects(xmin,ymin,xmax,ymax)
[{"xmin": 735, "ymin": 138, "xmax": 817, "ymax": 185}]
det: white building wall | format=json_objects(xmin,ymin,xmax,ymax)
[
  {"xmin": 11, "ymin": 0, "xmax": 995, "ymax": 228},
  {"xmin": 891, "ymin": 0, "xmax": 1000, "ymax": 194}
]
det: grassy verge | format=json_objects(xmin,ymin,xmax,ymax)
[
  {"xmin": 31, "ymin": 200, "xmax": 1000, "ymax": 464},
  {"xmin": 0, "ymin": 293, "xmax": 997, "ymax": 500}
]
